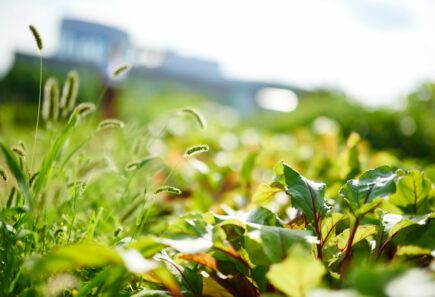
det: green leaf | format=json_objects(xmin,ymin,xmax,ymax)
[
  {"xmin": 348, "ymin": 265, "xmax": 403, "ymax": 297},
  {"xmin": 336, "ymin": 225, "xmax": 377, "ymax": 251},
  {"xmin": 129, "ymin": 235, "xmax": 165, "ymax": 257},
  {"xmin": 159, "ymin": 236, "xmax": 213, "ymax": 254},
  {"xmin": 340, "ymin": 166, "xmax": 396, "ymax": 216},
  {"xmin": 320, "ymin": 212, "xmax": 344, "ymax": 246},
  {"xmin": 166, "ymin": 213, "xmax": 211, "ymax": 237},
  {"xmin": 389, "ymin": 220, "xmax": 435, "ymax": 250},
  {"xmin": 131, "ymin": 289, "xmax": 173, "ymax": 297},
  {"xmin": 252, "ymin": 265, "xmax": 268, "ymax": 292},
  {"xmin": 202, "ymin": 277, "xmax": 234, "ymax": 297},
  {"xmin": 267, "ymin": 245, "xmax": 326, "ymax": 297},
  {"xmin": 382, "ymin": 213, "xmax": 430, "ymax": 239},
  {"xmin": 252, "ymin": 183, "xmax": 283, "ymax": 205},
  {"xmin": 247, "ymin": 223, "xmax": 310, "ymax": 263},
  {"xmin": 158, "ymin": 214, "xmax": 215, "ymax": 253},
  {"xmin": 246, "ymin": 207, "xmax": 282, "ymax": 226},
  {"xmin": 146, "ymin": 266, "xmax": 182, "ymax": 297},
  {"xmin": 181, "ymin": 266, "xmax": 203, "ymax": 297},
  {"xmin": 0, "ymin": 143, "xmax": 31, "ymax": 207},
  {"xmin": 395, "ymin": 245, "xmax": 432, "ymax": 256},
  {"xmin": 25, "ymin": 243, "xmax": 122, "ymax": 275},
  {"xmin": 209, "ymin": 225, "xmax": 244, "ymax": 265},
  {"xmin": 244, "ymin": 234, "xmax": 270, "ymax": 266},
  {"xmin": 282, "ymin": 163, "xmax": 327, "ymax": 222},
  {"xmin": 390, "ymin": 170, "xmax": 433, "ymax": 214}
]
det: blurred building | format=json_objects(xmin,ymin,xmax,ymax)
[
  {"xmin": 57, "ymin": 19, "xmax": 131, "ymax": 71},
  {"xmin": 5, "ymin": 18, "xmax": 304, "ymax": 113}
]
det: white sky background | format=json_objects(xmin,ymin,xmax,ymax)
[{"xmin": 0, "ymin": 0, "xmax": 435, "ymax": 106}]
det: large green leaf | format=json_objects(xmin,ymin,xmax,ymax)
[
  {"xmin": 159, "ymin": 213, "xmax": 215, "ymax": 254},
  {"xmin": 247, "ymin": 223, "xmax": 310, "ymax": 263},
  {"xmin": 381, "ymin": 212, "xmax": 430, "ymax": 239},
  {"xmin": 267, "ymin": 245, "xmax": 326, "ymax": 297},
  {"xmin": 282, "ymin": 163, "xmax": 327, "ymax": 223},
  {"xmin": 320, "ymin": 212, "xmax": 344, "ymax": 247},
  {"xmin": 252, "ymin": 183, "xmax": 283, "ymax": 205},
  {"xmin": 246, "ymin": 207, "xmax": 282, "ymax": 226},
  {"xmin": 340, "ymin": 166, "xmax": 396, "ymax": 216},
  {"xmin": 336, "ymin": 225, "xmax": 377, "ymax": 251},
  {"xmin": 348, "ymin": 265, "xmax": 403, "ymax": 297},
  {"xmin": 25, "ymin": 243, "xmax": 122, "ymax": 275},
  {"xmin": 244, "ymin": 234, "xmax": 270, "ymax": 266},
  {"xmin": 390, "ymin": 220, "xmax": 435, "ymax": 250},
  {"xmin": 26, "ymin": 243, "xmax": 160, "ymax": 277},
  {"xmin": 390, "ymin": 170, "xmax": 433, "ymax": 214},
  {"xmin": 166, "ymin": 213, "xmax": 211, "ymax": 237}
]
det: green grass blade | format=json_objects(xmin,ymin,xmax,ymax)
[
  {"xmin": 0, "ymin": 143, "xmax": 31, "ymax": 207},
  {"xmin": 33, "ymin": 122, "xmax": 74, "ymax": 196}
]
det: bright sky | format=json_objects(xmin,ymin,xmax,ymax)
[{"xmin": 1, "ymin": 0, "xmax": 435, "ymax": 106}]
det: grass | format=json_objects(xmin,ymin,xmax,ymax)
[{"xmin": 0, "ymin": 27, "xmax": 434, "ymax": 297}]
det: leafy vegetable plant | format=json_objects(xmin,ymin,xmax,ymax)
[{"xmin": 0, "ymin": 25, "xmax": 434, "ymax": 297}]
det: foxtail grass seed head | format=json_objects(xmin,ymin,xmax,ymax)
[
  {"xmin": 125, "ymin": 155, "xmax": 158, "ymax": 172},
  {"xmin": 42, "ymin": 78, "xmax": 60, "ymax": 121},
  {"xmin": 60, "ymin": 70, "xmax": 79, "ymax": 115},
  {"xmin": 113, "ymin": 226, "xmax": 123, "ymax": 237},
  {"xmin": 29, "ymin": 25, "xmax": 43, "ymax": 51},
  {"xmin": 29, "ymin": 172, "xmax": 39, "ymax": 187},
  {"xmin": 112, "ymin": 64, "xmax": 130, "ymax": 78},
  {"xmin": 0, "ymin": 166, "xmax": 8, "ymax": 182},
  {"xmin": 184, "ymin": 144, "xmax": 209, "ymax": 158},
  {"xmin": 18, "ymin": 140, "xmax": 26, "ymax": 151},
  {"xmin": 97, "ymin": 119, "xmax": 125, "ymax": 132},
  {"xmin": 67, "ymin": 180, "xmax": 87, "ymax": 195},
  {"xmin": 11, "ymin": 146, "xmax": 25, "ymax": 158},
  {"xmin": 154, "ymin": 186, "xmax": 182, "ymax": 195},
  {"xmin": 125, "ymin": 161, "xmax": 140, "ymax": 172},
  {"xmin": 180, "ymin": 108, "xmax": 207, "ymax": 129},
  {"xmin": 69, "ymin": 102, "xmax": 96, "ymax": 125}
]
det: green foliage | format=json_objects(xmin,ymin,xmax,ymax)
[
  {"xmin": 282, "ymin": 162, "xmax": 328, "ymax": 223},
  {"xmin": 1, "ymin": 64, "xmax": 434, "ymax": 297},
  {"xmin": 0, "ymin": 143, "xmax": 31, "ymax": 206},
  {"xmin": 339, "ymin": 166, "xmax": 397, "ymax": 216},
  {"xmin": 267, "ymin": 245, "xmax": 326, "ymax": 297},
  {"xmin": 390, "ymin": 170, "xmax": 433, "ymax": 214},
  {"xmin": 25, "ymin": 243, "xmax": 123, "ymax": 275}
]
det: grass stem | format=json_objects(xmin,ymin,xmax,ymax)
[{"xmin": 30, "ymin": 54, "xmax": 43, "ymax": 172}]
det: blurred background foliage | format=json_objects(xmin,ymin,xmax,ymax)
[{"xmin": 1, "ymin": 61, "xmax": 434, "ymax": 164}]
